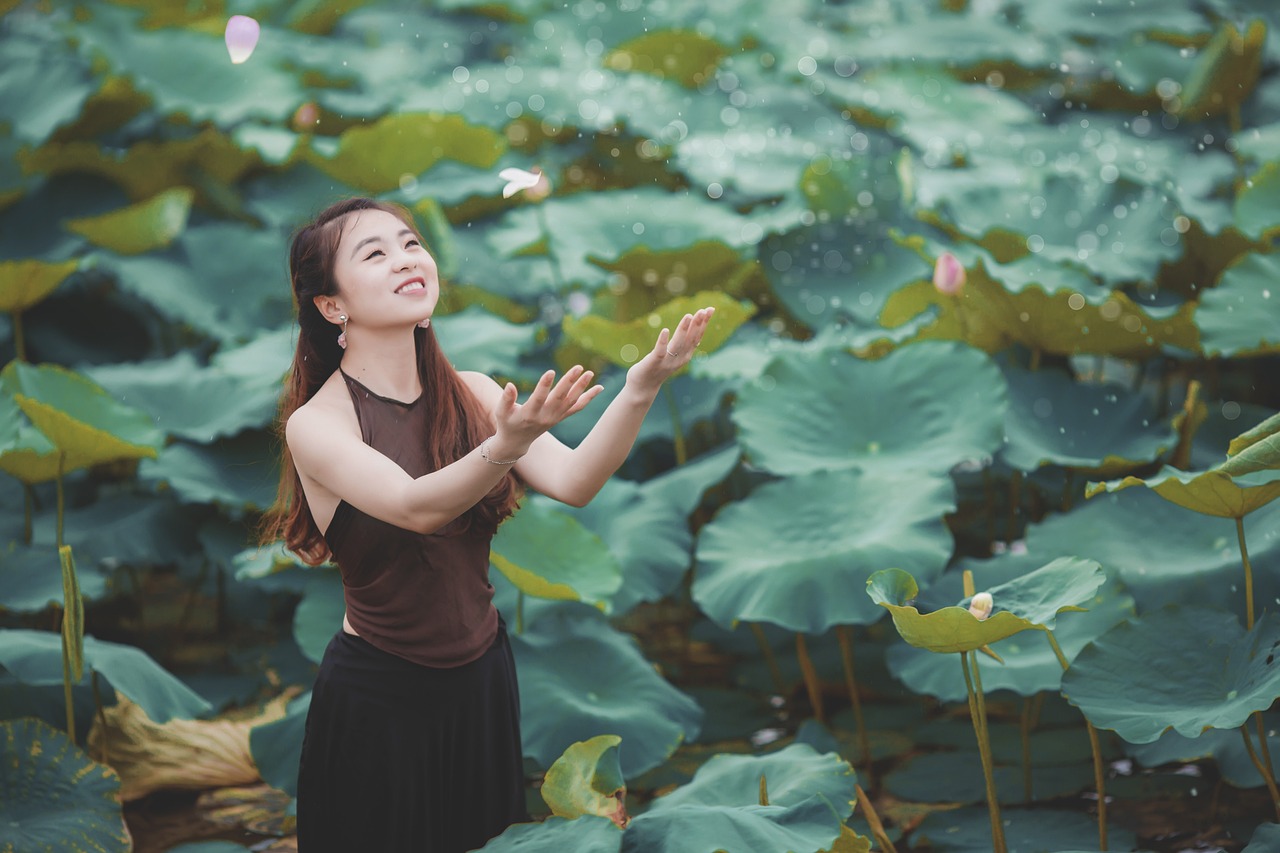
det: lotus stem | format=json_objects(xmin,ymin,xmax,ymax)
[
  {"xmin": 961, "ymin": 651, "xmax": 1006, "ymax": 853},
  {"xmin": 1020, "ymin": 697, "xmax": 1034, "ymax": 802},
  {"xmin": 1256, "ymin": 711, "xmax": 1276, "ymax": 816},
  {"xmin": 55, "ymin": 453, "xmax": 66, "ymax": 549},
  {"xmin": 516, "ymin": 591, "xmax": 525, "ymax": 635},
  {"xmin": 952, "ymin": 293, "xmax": 970, "ymax": 345},
  {"xmin": 663, "ymin": 384, "xmax": 687, "ymax": 466},
  {"xmin": 795, "ymin": 632, "xmax": 825, "ymax": 724},
  {"xmin": 1046, "ymin": 630, "xmax": 1108, "ymax": 848},
  {"xmin": 61, "ymin": 637, "xmax": 75, "ymax": 745},
  {"xmin": 11, "ymin": 309, "xmax": 25, "ymax": 362},
  {"xmin": 1235, "ymin": 516, "xmax": 1255, "ymax": 630},
  {"xmin": 1240, "ymin": 724, "xmax": 1280, "ymax": 822},
  {"xmin": 836, "ymin": 625, "xmax": 873, "ymax": 780},
  {"xmin": 854, "ymin": 783, "xmax": 897, "ymax": 853},
  {"xmin": 1170, "ymin": 380, "xmax": 1202, "ymax": 470},
  {"xmin": 750, "ymin": 623, "xmax": 787, "ymax": 697}
]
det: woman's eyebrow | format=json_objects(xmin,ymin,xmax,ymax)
[{"xmin": 350, "ymin": 229, "xmax": 414, "ymax": 258}]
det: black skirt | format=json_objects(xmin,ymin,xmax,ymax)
[{"xmin": 296, "ymin": 617, "xmax": 530, "ymax": 852}]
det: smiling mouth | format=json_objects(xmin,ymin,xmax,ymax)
[{"xmin": 395, "ymin": 279, "xmax": 426, "ymax": 294}]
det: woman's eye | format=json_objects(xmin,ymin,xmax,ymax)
[
  {"xmin": 406, "ymin": 239, "xmax": 421, "ymax": 248},
  {"xmin": 364, "ymin": 249, "xmax": 384, "ymax": 260}
]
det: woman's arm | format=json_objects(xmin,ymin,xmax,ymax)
[
  {"xmin": 287, "ymin": 366, "xmax": 600, "ymax": 534},
  {"xmin": 474, "ymin": 307, "xmax": 714, "ymax": 507}
]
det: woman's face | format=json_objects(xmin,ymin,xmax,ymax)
[{"xmin": 329, "ymin": 208, "xmax": 440, "ymax": 329}]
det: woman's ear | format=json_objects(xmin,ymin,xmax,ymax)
[{"xmin": 313, "ymin": 294, "xmax": 345, "ymax": 324}]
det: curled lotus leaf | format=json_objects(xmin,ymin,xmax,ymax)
[
  {"xmin": 491, "ymin": 498, "xmax": 622, "ymax": 612},
  {"xmin": 1177, "ymin": 20, "xmax": 1267, "ymax": 122},
  {"xmin": 541, "ymin": 735, "xmax": 628, "ymax": 826},
  {"xmin": 63, "ymin": 187, "xmax": 193, "ymax": 255},
  {"xmin": 1062, "ymin": 607, "xmax": 1280, "ymax": 743},
  {"xmin": 0, "ymin": 259, "xmax": 78, "ymax": 314},
  {"xmin": 0, "ymin": 718, "xmax": 130, "ymax": 853},
  {"xmin": 1086, "ymin": 464, "xmax": 1280, "ymax": 518},
  {"xmin": 1229, "ymin": 409, "xmax": 1280, "ymax": 457},
  {"xmin": 1197, "ymin": 251, "xmax": 1280, "ymax": 357},
  {"xmin": 563, "ymin": 292, "xmax": 755, "ymax": 369}
]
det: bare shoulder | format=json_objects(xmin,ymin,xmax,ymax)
[
  {"xmin": 457, "ymin": 370, "xmax": 502, "ymax": 405},
  {"xmin": 285, "ymin": 373, "xmax": 358, "ymax": 451}
]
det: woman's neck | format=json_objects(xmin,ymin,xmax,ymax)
[{"xmin": 339, "ymin": 329, "xmax": 422, "ymax": 402}]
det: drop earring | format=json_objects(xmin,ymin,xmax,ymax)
[
  {"xmin": 417, "ymin": 318, "xmax": 431, "ymax": 329},
  {"xmin": 337, "ymin": 314, "xmax": 348, "ymax": 349}
]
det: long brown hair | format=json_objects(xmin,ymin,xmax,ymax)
[{"xmin": 261, "ymin": 198, "xmax": 520, "ymax": 565}]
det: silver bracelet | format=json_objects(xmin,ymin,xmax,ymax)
[{"xmin": 479, "ymin": 437, "xmax": 523, "ymax": 465}]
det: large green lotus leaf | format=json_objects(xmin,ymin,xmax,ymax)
[
  {"xmin": 490, "ymin": 499, "xmax": 622, "ymax": 611},
  {"xmin": 292, "ymin": 569, "xmax": 344, "ymax": 665},
  {"xmin": 1028, "ymin": 487, "xmax": 1280, "ymax": 614},
  {"xmin": 1197, "ymin": 251, "xmax": 1280, "ymax": 356},
  {"xmin": 884, "ymin": 751, "xmax": 1096, "ymax": 804},
  {"xmin": 563, "ymin": 293, "xmax": 755, "ymax": 369},
  {"xmin": 0, "ymin": 13, "xmax": 99, "ymax": 146},
  {"xmin": 1191, "ymin": 403, "xmax": 1278, "ymax": 470},
  {"xmin": 914, "ymin": 804, "xmax": 1137, "ymax": 852},
  {"xmin": 0, "ymin": 259, "xmax": 78, "ymax": 314},
  {"xmin": 1019, "ymin": 0, "xmax": 1208, "ymax": 38},
  {"xmin": 433, "ymin": 306, "xmax": 540, "ymax": 376},
  {"xmin": 1126, "ymin": 711, "xmax": 1279, "ymax": 788},
  {"xmin": 20, "ymin": 127, "xmax": 259, "ymax": 203},
  {"xmin": 913, "ymin": 718, "xmax": 1116, "ymax": 767},
  {"xmin": 0, "ymin": 629, "xmax": 211, "ymax": 722},
  {"xmin": 820, "ymin": 66, "xmax": 1039, "ymax": 160},
  {"xmin": 1061, "ymin": 607, "xmax": 1280, "ymax": 743},
  {"xmin": 1178, "ymin": 21, "xmax": 1267, "ymax": 121},
  {"xmin": 811, "ymin": 12, "xmax": 1050, "ymax": 69},
  {"xmin": 69, "ymin": 4, "xmax": 306, "ymax": 127},
  {"xmin": 1245, "ymin": 823, "xmax": 1280, "ymax": 852},
  {"xmin": 694, "ymin": 469, "xmax": 956, "ymax": 634},
  {"xmin": 83, "ymin": 329, "xmax": 291, "ymax": 443},
  {"xmin": 306, "ymin": 113, "xmax": 505, "ymax": 194},
  {"xmin": 241, "ymin": 162, "xmax": 364, "ymax": 229},
  {"xmin": 1237, "ymin": 161, "xmax": 1280, "ymax": 246},
  {"xmin": 30, "ymin": 492, "xmax": 199, "ymax": 575},
  {"xmin": 732, "ymin": 342, "xmax": 1006, "ymax": 478},
  {"xmin": 889, "ymin": 562, "xmax": 1134, "ymax": 701},
  {"xmin": 562, "ymin": 446, "xmax": 739, "ymax": 615},
  {"xmin": 1, "ymin": 361, "xmax": 162, "ymax": 476},
  {"xmin": 1086, "ymin": 464, "xmax": 1280, "ymax": 518},
  {"xmin": 604, "ymin": 29, "xmax": 728, "ymax": 88},
  {"xmin": 511, "ymin": 610, "xmax": 702, "ymax": 777},
  {"xmin": 479, "ymin": 815, "xmax": 622, "ymax": 853},
  {"xmin": 868, "ymin": 558, "xmax": 1104, "ymax": 655},
  {"xmin": 1001, "ymin": 365, "xmax": 1177, "ymax": 474},
  {"xmin": 0, "ymin": 718, "xmax": 129, "ymax": 853},
  {"xmin": 541, "ymin": 735, "xmax": 627, "ymax": 823},
  {"xmin": 249, "ymin": 690, "xmax": 310, "ymax": 799},
  {"xmin": 486, "ymin": 189, "xmax": 767, "ymax": 288},
  {"xmin": 0, "ymin": 544, "xmax": 108, "ymax": 613},
  {"xmin": 0, "ymin": 388, "xmax": 60, "ymax": 484},
  {"xmin": 621, "ymin": 795, "xmax": 844, "ymax": 853},
  {"xmin": 63, "ymin": 187, "xmax": 193, "ymax": 256},
  {"xmin": 550, "ymin": 370, "xmax": 731, "ymax": 451},
  {"xmin": 139, "ymin": 431, "xmax": 279, "ymax": 517},
  {"xmin": 646, "ymin": 744, "xmax": 856, "ymax": 817},
  {"xmin": 1110, "ymin": 35, "xmax": 1199, "ymax": 98}
]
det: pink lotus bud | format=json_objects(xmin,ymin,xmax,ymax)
[
  {"xmin": 292, "ymin": 102, "xmax": 320, "ymax": 131},
  {"xmin": 933, "ymin": 252, "xmax": 966, "ymax": 295},
  {"xmin": 968, "ymin": 592, "xmax": 993, "ymax": 621},
  {"xmin": 500, "ymin": 167, "xmax": 552, "ymax": 202},
  {"xmin": 225, "ymin": 16, "xmax": 261, "ymax": 65}
]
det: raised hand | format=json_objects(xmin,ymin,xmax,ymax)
[
  {"xmin": 626, "ymin": 307, "xmax": 715, "ymax": 394},
  {"xmin": 490, "ymin": 366, "xmax": 603, "ymax": 455}
]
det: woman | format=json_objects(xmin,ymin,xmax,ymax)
[{"xmin": 263, "ymin": 197, "xmax": 713, "ymax": 852}]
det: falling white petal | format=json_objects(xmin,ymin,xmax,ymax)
[{"xmin": 225, "ymin": 16, "xmax": 260, "ymax": 65}]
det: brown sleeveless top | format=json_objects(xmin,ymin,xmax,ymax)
[{"xmin": 322, "ymin": 370, "xmax": 499, "ymax": 668}]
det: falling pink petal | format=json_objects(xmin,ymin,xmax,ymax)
[
  {"xmin": 933, "ymin": 251, "xmax": 966, "ymax": 295},
  {"xmin": 225, "ymin": 16, "xmax": 260, "ymax": 65}
]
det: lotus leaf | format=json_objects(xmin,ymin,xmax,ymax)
[
  {"xmin": 0, "ymin": 14, "xmax": 98, "ymax": 146},
  {"xmin": 884, "ymin": 751, "xmax": 1096, "ymax": 804},
  {"xmin": 1086, "ymin": 463, "xmax": 1280, "ymax": 518},
  {"xmin": 695, "ymin": 469, "xmax": 956, "ymax": 633},
  {"xmin": 1197, "ymin": 252, "xmax": 1280, "ymax": 356},
  {"xmin": 1028, "ymin": 487, "xmax": 1280, "ymax": 613},
  {"xmin": 1235, "ymin": 160, "xmax": 1280, "ymax": 241},
  {"xmin": 307, "ymin": 113, "xmax": 505, "ymax": 194},
  {"xmin": 1245, "ymin": 823, "xmax": 1280, "ymax": 852},
  {"xmin": 813, "ymin": 13, "xmax": 1050, "ymax": 69},
  {"xmin": 1229, "ymin": 409, "xmax": 1280, "ymax": 457},
  {"xmin": 604, "ymin": 30, "xmax": 728, "ymax": 88},
  {"xmin": 1194, "ymin": 403, "xmax": 1277, "ymax": 469},
  {"xmin": 479, "ymin": 815, "xmax": 622, "ymax": 852},
  {"xmin": 291, "ymin": 569, "xmax": 345, "ymax": 664},
  {"xmin": 914, "ymin": 719, "xmax": 1117, "ymax": 768},
  {"xmin": 140, "ymin": 431, "xmax": 279, "ymax": 516},
  {"xmin": 914, "ymin": 804, "xmax": 1138, "ymax": 852},
  {"xmin": 732, "ymin": 341, "xmax": 1006, "ymax": 478},
  {"xmin": 0, "ymin": 544, "xmax": 108, "ymax": 613},
  {"xmin": 1178, "ymin": 21, "xmax": 1267, "ymax": 121},
  {"xmin": 563, "ymin": 292, "xmax": 755, "ymax": 369},
  {"xmin": 64, "ymin": 187, "xmax": 193, "ymax": 255},
  {"xmin": 490, "ymin": 499, "xmax": 622, "ymax": 611},
  {"xmin": 0, "ymin": 259, "xmax": 78, "ymax": 314},
  {"xmin": 587, "ymin": 240, "xmax": 765, "ymax": 324},
  {"xmin": 541, "ymin": 735, "xmax": 627, "ymax": 824},
  {"xmin": 1061, "ymin": 607, "xmax": 1280, "ymax": 743},
  {"xmin": 0, "ymin": 388, "xmax": 60, "ymax": 484},
  {"xmin": 0, "ymin": 360, "xmax": 162, "ymax": 477},
  {"xmin": 1126, "ymin": 711, "xmax": 1279, "ymax": 788},
  {"xmin": 1237, "ymin": 123, "xmax": 1280, "ymax": 163},
  {"xmin": 0, "ymin": 717, "xmax": 129, "ymax": 853},
  {"xmin": 890, "ymin": 567, "xmax": 1134, "ymax": 701},
  {"xmin": 249, "ymin": 690, "xmax": 310, "ymax": 799},
  {"xmin": 434, "ymin": 306, "xmax": 540, "ymax": 377},
  {"xmin": 562, "ymin": 445, "xmax": 738, "ymax": 615},
  {"xmin": 550, "ymin": 370, "xmax": 731, "ymax": 450},
  {"xmin": 1001, "ymin": 365, "xmax": 1177, "ymax": 474},
  {"xmin": 511, "ymin": 610, "xmax": 702, "ymax": 777},
  {"xmin": 0, "ymin": 629, "xmax": 211, "ymax": 722},
  {"xmin": 623, "ymin": 795, "xmax": 845, "ymax": 853}
]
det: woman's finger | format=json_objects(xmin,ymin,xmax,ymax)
[
  {"xmin": 524, "ymin": 369, "xmax": 556, "ymax": 410},
  {"xmin": 565, "ymin": 384, "xmax": 605, "ymax": 416},
  {"xmin": 548, "ymin": 365, "xmax": 583, "ymax": 399}
]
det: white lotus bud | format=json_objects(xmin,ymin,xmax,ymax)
[{"xmin": 968, "ymin": 592, "xmax": 994, "ymax": 621}]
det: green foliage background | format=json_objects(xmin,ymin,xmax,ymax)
[{"xmin": 1, "ymin": 0, "xmax": 1280, "ymax": 850}]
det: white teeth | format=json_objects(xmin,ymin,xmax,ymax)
[{"xmin": 396, "ymin": 282, "xmax": 424, "ymax": 294}]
